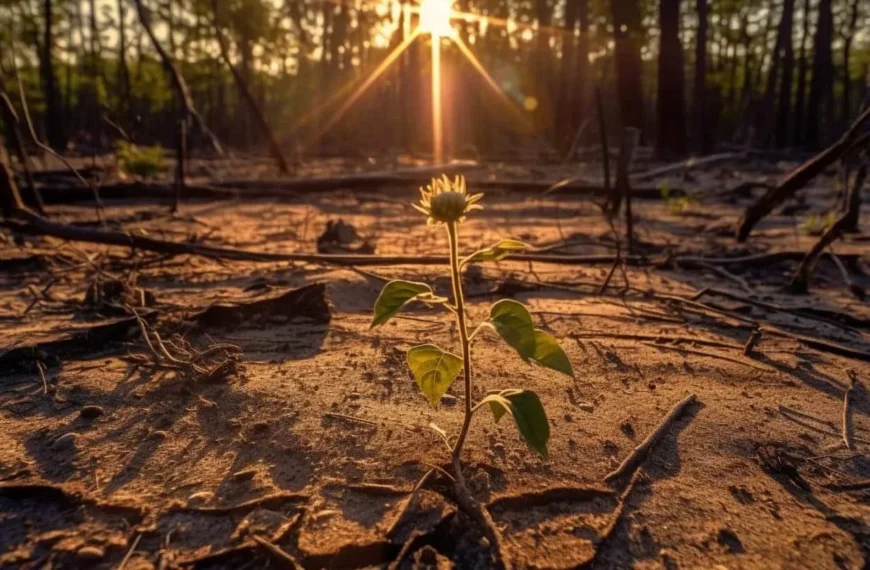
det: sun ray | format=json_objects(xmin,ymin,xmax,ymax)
[
  {"xmin": 451, "ymin": 34, "xmax": 534, "ymax": 131},
  {"xmin": 308, "ymin": 27, "xmax": 422, "ymax": 146}
]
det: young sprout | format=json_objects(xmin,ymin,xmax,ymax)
[{"xmin": 372, "ymin": 175, "xmax": 574, "ymax": 462}]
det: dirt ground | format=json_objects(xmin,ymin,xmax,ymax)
[{"xmin": 3, "ymin": 158, "xmax": 870, "ymax": 569}]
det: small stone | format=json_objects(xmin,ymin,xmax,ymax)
[
  {"xmin": 51, "ymin": 433, "xmax": 78, "ymax": 451},
  {"xmin": 346, "ymin": 393, "xmax": 362, "ymax": 400},
  {"xmin": 75, "ymin": 545, "xmax": 105, "ymax": 562},
  {"xmin": 80, "ymin": 405, "xmax": 104, "ymax": 419},
  {"xmin": 187, "ymin": 491, "xmax": 214, "ymax": 505},
  {"xmin": 577, "ymin": 402, "xmax": 595, "ymax": 412},
  {"xmin": 251, "ymin": 421, "xmax": 270, "ymax": 432},
  {"xmin": 441, "ymin": 394, "xmax": 457, "ymax": 406},
  {"xmin": 149, "ymin": 430, "xmax": 168, "ymax": 440},
  {"xmin": 232, "ymin": 468, "xmax": 257, "ymax": 482}
]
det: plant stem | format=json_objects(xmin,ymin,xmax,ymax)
[{"xmin": 447, "ymin": 221, "xmax": 473, "ymax": 461}]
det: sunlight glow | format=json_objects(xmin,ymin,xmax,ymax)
[{"xmin": 418, "ymin": 0, "xmax": 456, "ymax": 37}]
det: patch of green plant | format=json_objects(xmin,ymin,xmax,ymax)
[
  {"xmin": 659, "ymin": 181, "xmax": 697, "ymax": 215},
  {"xmin": 116, "ymin": 141, "xmax": 166, "ymax": 178},
  {"xmin": 371, "ymin": 175, "xmax": 574, "ymax": 462},
  {"xmin": 799, "ymin": 212, "xmax": 837, "ymax": 236}
]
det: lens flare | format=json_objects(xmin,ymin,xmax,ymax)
[{"xmin": 418, "ymin": 0, "xmax": 455, "ymax": 37}]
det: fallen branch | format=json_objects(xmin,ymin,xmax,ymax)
[
  {"xmin": 251, "ymin": 535, "xmax": 303, "ymax": 570},
  {"xmin": 604, "ymin": 394, "xmax": 698, "ymax": 484},
  {"xmin": 736, "ymin": 105, "xmax": 870, "ymax": 241},
  {"xmin": 789, "ymin": 167, "xmax": 865, "ymax": 292},
  {"xmin": 171, "ymin": 491, "xmax": 309, "ymax": 515},
  {"xmin": 632, "ymin": 152, "xmax": 745, "ymax": 182},
  {"xmin": 578, "ymin": 469, "xmax": 647, "ymax": 569}
]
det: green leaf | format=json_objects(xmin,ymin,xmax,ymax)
[
  {"xmin": 482, "ymin": 390, "xmax": 550, "ymax": 460},
  {"xmin": 532, "ymin": 330, "xmax": 575, "ymax": 378},
  {"xmin": 371, "ymin": 280, "xmax": 435, "ymax": 328},
  {"xmin": 483, "ymin": 393, "xmax": 511, "ymax": 422},
  {"xmin": 407, "ymin": 345, "xmax": 464, "ymax": 407},
  {"xmin": 463, "ymin": 239, "xmax": 530, "ymax": 265},
  {"xmin": 489, "ymin": 299, "xmax": 536, "ymax": 359}
]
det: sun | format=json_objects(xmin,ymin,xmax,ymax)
[{"xmin": 418, "ymin": 0, "xmax": 456, "ymax": 37}]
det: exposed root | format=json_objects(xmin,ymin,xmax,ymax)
[
  {"xmin": 451, "ymin": 456, "xmax": 510, "ymax": 570},
  {"xmin": 251, "ymin": 536, "xmax": 303, "ymax": 569},
  {"xmin": 386, "ymin": 468, "xmax": 436, "ymax": 538},
  {"xmin": 171, "ymin": 491, "xmax": 309, "ymax": 515}
]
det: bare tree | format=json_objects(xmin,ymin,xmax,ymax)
[
  {"xmin": 657, "ymin": 0, "xmax": 687, "ymax": 157},
  {"xmin": 212, "ymin": 0, "xmax": 292, "ymax": 174},
  {"xmin": 610, "ymin": 0, "xmax": 645, "ymax": 132},
  {"xmin": 806, "ymin": 0, "xmax": 834, "ymax": 147},
  {"xmin": 692, "ymin": 0, "xmax": 710, "ymax": 153}
]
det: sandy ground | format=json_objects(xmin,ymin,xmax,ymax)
[{"xmin": 2, "ymin": 160, "xmax": 870, "ymax": 569}]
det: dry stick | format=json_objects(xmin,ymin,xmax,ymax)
[
  {"xmin": 640, "ymin": 342, "xmax": 774, "ymax": 372},
  {"xmin": 827, "ymin": 249, "xmax": 864, "ymax": 298},
  {"xmin": 172, "ymin": 118, "xmax": 186, "ymax": 213},
  {"xmin": 132, "ymin": 0, "xmax": 223, "ymax": 157},
  {"xmin": 631, "ymin": 152, "xmax": 745, "ymax": 182},
  {"xmin": 0, "ymin": 91, "xmax": 42, "ymax": 213},
  {"xmin": 736, "ymin": 104, "xmax": 870, "ymax": 242},
  {"xmin": 604, "ymin": 394, "xmax": 698, "ymax": 484},
  {"xmin": 596, "ymin": 86, "xmax": 611, "ymax": 198},
  {"xmin": 9, "ymin": 52, "xmax": 104, "ymax": 221},
  {"xmin": 842, "ymin": 162, "xmax": 867, "ymax": 232},
  {"xmin": 578, "ymin": 469, "xmax": 646, "ymax": 569},
  {"xmin": 615, "ymin": 128, "xmax": 641, "ymax": 253},
  {"xmin": 572, "ymin": 332, "xmax": 743, "ymax": 351},
  {"xmin": 789, "ymin": 165, "xmax": 864, "ymax": 292},
  {"xmin": 212, "ymin": 0, "xmax": 292, "ymax": 175},
  {"xmin": 744, "ymin": 329, "xmax": 762, "ymax": 355},
  {"xmin": 117, "ymin": 533, "xmax": 142, "ymax": 570},
  {"xmin": 250, "ymin": 535, "xmax": 303, "ymax": 570},
  {"xmin": 843, "ymin": 371, "xmax": 858, "ymax": 450}
]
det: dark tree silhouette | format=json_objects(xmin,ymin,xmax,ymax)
[
  {"xmin": 657, "ymin": 0, "xmax": 687, "ymax": 157},
  {"xmin": 611, "ymin": 0, "xmax": 645, "ymax": 132}
]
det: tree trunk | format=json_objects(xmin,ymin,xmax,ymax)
[
  {"xmin": 841, "ymin": 0, "xmax": 860, "ymax": 124},
  {"xmin": 793, "ymin": 0, "xmax": 811, "ymax": 145},
  {"xmin": 212, "ymin": 0, "xmax": 292, "ymax": 174},
  {"xmin": 117, "ymin": 0, "xmax": 133, "ymax": 123},
  {"xmin": 557, "ymin": 0, "xmax": 579, "ymax": 151},
  {"xmin": 610, "ymin": 0, "xmax": 644, "ymax": 132},
  {"xmin": 806, "ymin": 0, "xmax": 834, "ymax": 147},
  {"xmin": 41, "ymin": 0, "xmax": 64, "ymax": 149},
  {"xmin": 775, "ymin": 0, "xmax": 795, "ymax": 148},
  {"xmin": 656, "ymin": 0, "xmax": 687, "ymax": 157},
  {"xmin": 131, "ymin": 0, "xmax": 224, "ymax": 156},
  {"xmin": 692, "ymin": 0, "xmax": 709, "ymax": 153}
]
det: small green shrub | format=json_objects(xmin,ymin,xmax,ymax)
[
  {"xmin": 371, "ymin": 175, "xmax": 574, "ymax": 461},
  {"xmin": 800, "ymin": 212, "xmax": 837, "ymax": 236},
  {"xmin": 116, "ymin": 141, "xmax": 166, "ymax": 177},
  {"xmin": 659, "ymin": 181, "xmax": 697, "ymax": 215}
]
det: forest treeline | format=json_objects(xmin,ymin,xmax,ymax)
[{"xmin": 0, "ymin": 0, "xmax": 868, "ymax": 162}]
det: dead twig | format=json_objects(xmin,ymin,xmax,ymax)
[
  {"xmin": 843, "ymin": 371, "xmax": 858, "ymax": 450},
  {"xmin": 640, "ymin": 342, "xmax": 774, "ymax": 372},
  {"xmin": 736, "ymin": 105, "xmax": 870, "ymax": 241},
  {"xmin": 579, "ymin": 469, "xmax": 647, "ymax": 568},
  {"xmin": 604, "ymin": 394, "xmax": 698, "ymax": 484},
  {"xmin": 250, "ymin": 535, "xmax": 303, "ymax": 570}
]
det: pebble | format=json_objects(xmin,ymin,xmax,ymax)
[
  {"xmin": 232, "ymin": 468, "xmax": 257, "ymax": 482},
  {"xmin": 75, "ymin": 545, "xmax": 105, "ymax": 562},
  {"xmin": 187, "ymin": 491, "xmax": 215, "ymax": 505},
  {"xmin": 441, "ymin": 394, "xmax": 458, "ymax": 406},
  {"xmin": 149, "ymin": 430, "xmax": 168, "ymax": 440},
  {"xmin": 51, "ymin": 433, "xmax": 78, "ymax": 451},
  {"xmin": 79, "ymin": 405, "xmax": 105, "ymax": 419}
]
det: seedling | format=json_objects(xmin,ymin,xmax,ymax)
[{"xmin": 371, "ymin": 175, "xmax": 574, "ymax": 462}]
